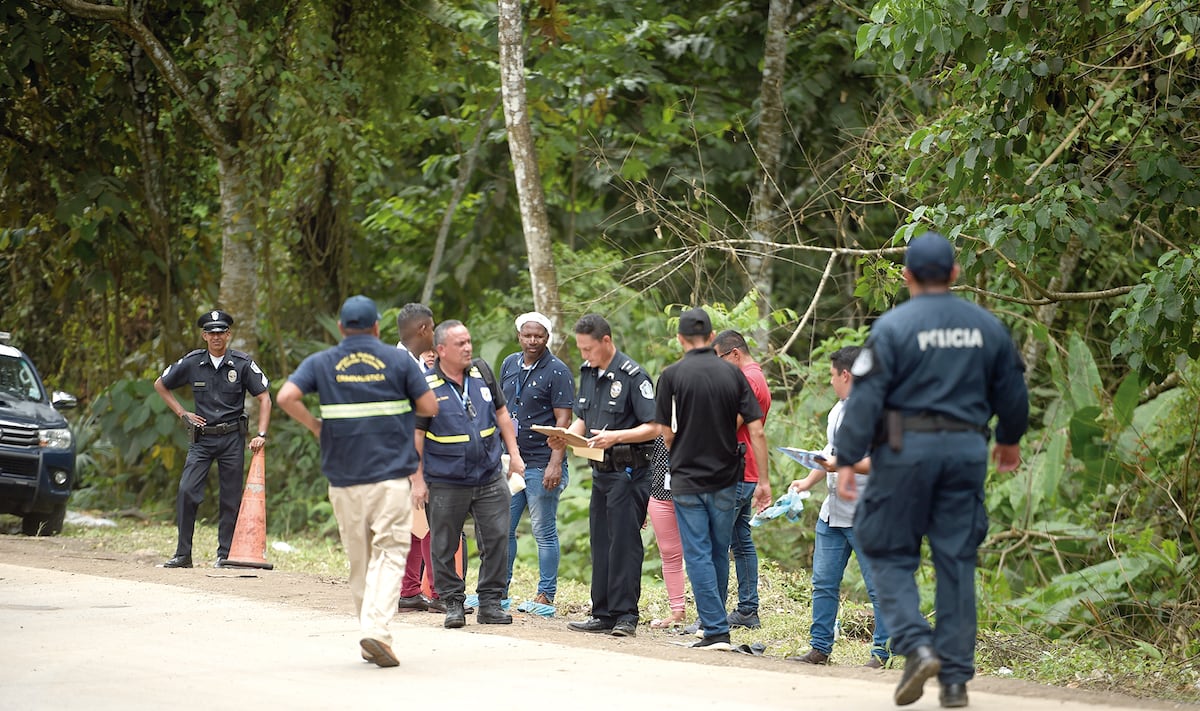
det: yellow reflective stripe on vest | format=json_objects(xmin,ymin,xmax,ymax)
[
  {"xmin": 320, "ymin": 400, "xmax": 412, "ymax": 419},
  {"xmin": 425, "ymin": 427, "xmax": 497, "ymax": 444},
  {"xmin": 426, "ymin": 432, "xmax": 470, "ymax": 443}
]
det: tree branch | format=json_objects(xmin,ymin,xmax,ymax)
[{"xmin": 33, "ymin": 0, "xmax": 230, "ymax": 158}]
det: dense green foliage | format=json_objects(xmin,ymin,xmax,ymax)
[{"xmin": 2, "ymin": 0, "xmax": 1197, "ymax": 691}]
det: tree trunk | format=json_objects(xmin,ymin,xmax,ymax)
[
  {"xmin": 497, "ymin": 0, "xmax": 564, "ymax": 343},
  {"xmin": 746, "ymin": 0, "xmax": 793, "ymax": 345}
]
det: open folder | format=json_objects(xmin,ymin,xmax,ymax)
[{"xmin": 529, "ymin": 425, "xmax": 605, "ymax": 462}]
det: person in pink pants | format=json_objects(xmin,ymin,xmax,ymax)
[{"xmin": 647, "ymin": 437, "xmax": 687, "ymax": 628}]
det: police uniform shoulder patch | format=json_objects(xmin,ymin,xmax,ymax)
[
  {"xmin": 469, "ymin": 366, "xmax": 482, "ymax": 378},
  {"xmin": 639, "ymin": 380, "xmax": 654, "ymax": 399},
  {"xmin": 426, "ymin": 373, "xmax": 443, "ymax": 388},
  {"xmin": 250, "ymin": 361, "xmax": 262, "ymax": 374},
  {"xmin": 162, "ymin": 364, "xmax": 173, "ymax": 378},
  {"xmin": 851, "ymin": 347, "xmax": 875, "ymax": 377}
]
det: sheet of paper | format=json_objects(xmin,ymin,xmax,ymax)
[
  {"xmin": 411, "ymin": 505, "xmax": 429, "ymax": 538},
  {"xmin": 570, "ymin": 445, "xmax": 605, "ymax": 462},
  {"xmin": 776, "ymin": 446, "xmax": 829, "ymax": 471}
]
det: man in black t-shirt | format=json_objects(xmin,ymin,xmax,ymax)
[{"xmin": 654, "ymin": 307, "xmax": 767, "ymax": 650}]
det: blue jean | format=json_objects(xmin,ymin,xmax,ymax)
[
  {"xmin": 855, "ymin": 430, "xmax": 989, "ymax": 683},
  {"xmin": 506, "ymin": 461, "xmax": 568, "ymax": 599},
  {"xmin": 674, "ymin": 483, "xmax": 739, "ymax": 637},
  {"xmin": 730, "ymin": 480, "xmax": 759, "ymax": 614},
  {"xmin": 810, "ymin": 517, "xmax": 890, "ymax": 659}
]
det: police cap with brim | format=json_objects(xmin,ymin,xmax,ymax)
[
  {"xmin": 198, "ymin": 309, "xmax": 233, "ymax": 332},
  {"xmin": 905, "ymin": 231, "xmax": 956, "ymax": 282},
  {"xmin": 339, "ymin": 295, "xmax": 380, "ymax": 329}
]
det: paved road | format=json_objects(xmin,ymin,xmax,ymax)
[{"xmin": 0, "ymin": 563, "xmax": 1164, "ymax": 711}]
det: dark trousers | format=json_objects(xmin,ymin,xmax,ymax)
[
  {"xmin": 854, "ymin": 430, "xmax": 989, "ymax": 685},
  {"xmin": 589, "ymin": 465, "xmax": 651, "ymax": 624},
  {"xmin": 427, "ymin": 473, "xmax": 511, "ymax": 606},
  {"xmin": 175, "ymin": 431, "xmax": 245, "ymax": 559}
]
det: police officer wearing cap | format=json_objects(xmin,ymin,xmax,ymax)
[
  {"xmin": 550, "ymin": 314, "xmax": 659, "ymax": 638},
  {"xmin": 154, "ymin": 309, "xmax": 272, "ymax": 569},
  {"xmin": 833, "ymin": 231, "xmax": 1028, "ymax": 708}
]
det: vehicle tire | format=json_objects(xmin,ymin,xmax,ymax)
[{"xmin": 22, "ymin": 503, "xmax": 66, "ymax": 536}]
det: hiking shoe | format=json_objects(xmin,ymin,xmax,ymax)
[
  {"xmin": 359, "ymin": 638, "xmax": 399, "ymax": 668},
  {"xmin": 786, "ymin": 649, "xmax": 829, "ymax": 664},
  {"xmin": 444, "ymin": 600, "xmax": 466, "ymax": 629},
  {"xmin": 895, "ymin": 645, "xmax": 941, "ymax": 706},
  {"xmin": 691, "ymin": 633, "xmax": 733, "ymax": 651},
  {"xmin": 726, "ymin": 609, "xmax": 761, "ymax": 629}
]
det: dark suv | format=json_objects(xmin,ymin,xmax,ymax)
[{"xmin": 0, "ymin": 332, "xmax": 77, "ymax": 535}]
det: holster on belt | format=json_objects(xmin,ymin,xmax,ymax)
[
  {"xmin": 188, "ymin": 422, "xmax": 200, "ymax": 444},
  {"xmin": 874, "ymin": 410, "xmax": 904, "ymax": 452},
  {"xmin": 239, "ymin": 414, "xmax": 249, "ymax": 436}
]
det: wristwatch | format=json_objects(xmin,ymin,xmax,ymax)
[{"xmin": 257, "ymin": 431, "xmax": 268, "ymax": 439}]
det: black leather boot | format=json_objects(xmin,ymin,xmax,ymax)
[{"xmin": 444, "ymin": 600, "xmax": 466, "ymax": 629}]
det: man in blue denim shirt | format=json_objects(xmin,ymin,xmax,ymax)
[{"xmin": 500, "ymin": 311, "xmax": 576, "ymax": 611}]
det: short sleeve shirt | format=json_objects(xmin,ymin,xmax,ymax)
[
  {"xmin": 500, "ymin": 350, "xmax": 576, "ymax": 467},
  {"xmin": 159, "ymin": 348, "xmax": 269, "ymax": 424}
]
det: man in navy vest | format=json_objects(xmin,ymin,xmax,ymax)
[
  {"xmin": 276, "ymin": 295, "xmax": 438, "ymax": 668},
  {"xmin": 415, "ymin": 320, "xmax": 525, "ymax": 629}
]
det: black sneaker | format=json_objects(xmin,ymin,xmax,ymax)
[
  {"xmin": 726, "ymin": 609, "xmax": 761, "ymax": 629},
  {"xmin": 691, "ymin": 633, "xmax": 733, "ymax": 651}
]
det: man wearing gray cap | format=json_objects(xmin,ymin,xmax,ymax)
[
  {"xmin": 654, "ymin": 307, "xmax": 768, "ymax": 650},
  {"xmin": 500, "ymin": 311, "xmax": 576, "ymax": 612},
  {"xmin": 154, "ymin": 309, "xmax": 271, "ymax": 569},
  {"xmin": 834, "ymin": 232, "xmax": 1028, "ymax": 707},
  {"xmin": 277, "ymin": 295, "xmax": 438, "ymax": 667}
]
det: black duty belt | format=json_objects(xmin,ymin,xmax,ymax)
[
  {"xmin": 198, "ymin": 420, "xmax": 241, "ymax": 436},
  {"xmin": 593, "ymin": 442, "xmax": 655, "ymax": 472},
  {"xmin": 902, "ymin": 413, "xmax": 989, "ymax": 436}
]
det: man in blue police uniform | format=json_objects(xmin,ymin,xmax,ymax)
[
  {"xmin": 834, "ymin": 232, "xmax": 1028, "ymax": 708},
  {"xmin": 276, "ymin": 295, "xmax": 437, "ymax": 667},
  {"xmin": 549, "ymin": 314, "xmax": 659, "ymax": 638},
  {"xmin": 415, "ymin": 320, "xmax": 525, "ymax": 630},
  {"xmin": 500, "ymin": 311, "xmax": 575, "ymax": 611},
  {"xmin": 655, "ymin": 308, "xmax": 768, "ymax": 650},
  {"xmin": 154, "ymin": 309, "xmax": 271, "ymax": 569}
]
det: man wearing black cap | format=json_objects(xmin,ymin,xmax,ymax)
[
  {"xmin": 833, "ymin": 232, "xmax": 1028, "ymax": 707},
  {"xmin": 654, "ymin": 307, "xmax": 768, "ymax": 650},
  {"xmin": 276, "ymin": 295, "xmax": 438, "ymax": 667},
  {"xmin": 154, "ymin": 309, "xmax": 272, "ymax": 569}
]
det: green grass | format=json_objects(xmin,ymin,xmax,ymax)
[{"xmin": 50, "ymin": 516, "xmax": 1200, "ymax": 703}]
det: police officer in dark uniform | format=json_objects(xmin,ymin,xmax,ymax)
[
  {"xmin": 550, "ymin": 314, "xmax": 659, "ymax": 638},
  {"xmin": 154, "ymin": 309, "xmax": 271, "ymax": 569},
  {"xmin": 833, "ymin": 232, "xmax": 1028, "ymax": 708}
]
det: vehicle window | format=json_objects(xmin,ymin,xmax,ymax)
[{"xmin": 0, "ymin": 356, "xmax": 44, "ymax": 402}]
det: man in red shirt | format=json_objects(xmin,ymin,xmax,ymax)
[{"xmin": 714, "ymin": 330, "xmax": 772, "ymax": 629}]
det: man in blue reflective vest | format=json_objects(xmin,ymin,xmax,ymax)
[
  {"xmin": 834, "ymin": 232, "xmax": 1028, "ymax": 708},
  {"xmin": 276, "ymin": 295, "xmax": 438, "ymax": 668},
  {"xmin": 415, "ymin": 320, "xmax": 525, "ymax": 630}
]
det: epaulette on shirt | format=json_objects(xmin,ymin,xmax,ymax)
[
  {"xmin": 184, "ymin": 348, "xmax": 205, "ymax": 359},
  {"xmin": 618, "ymin": 358, "xmax": 641, "ymax": 377},
  {"xmin": 468, "ymin": 365, "xmax": 483, "ymax": 379},
  {"xmin": 425, "ymin": 372, "xmax": 445, "ymax": 389},
  {"xmin": 227, "ymin": 348, "xmax": 251, "ymax": 361}
]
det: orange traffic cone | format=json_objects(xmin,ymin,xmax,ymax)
[{"xmin": 223, "ymin": 449, "xmax": 274, "ymax": 570}]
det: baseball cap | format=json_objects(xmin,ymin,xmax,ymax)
[
  {"xmin": 905, "ymin": 231, "xmax": 956, "ymax": 282},
  {"xmin": 677, "ymin": 307, "xmax": 712, "ymax": 336},
  {"xmin": 197, "ymin": 309, "xmax": 233, "ymax": 332},
  {"xmin": 339, "ymin": 295, "xmax": 380, "ymax": 329}
]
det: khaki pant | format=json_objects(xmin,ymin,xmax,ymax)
[{"xmin": 328, "ymin": 477, "xmax": 412, "ymax": 645}]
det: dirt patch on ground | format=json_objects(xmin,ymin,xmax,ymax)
[{"xmin": 1, "ymin": 533, "xmax": 1192, "ymax": 709}]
